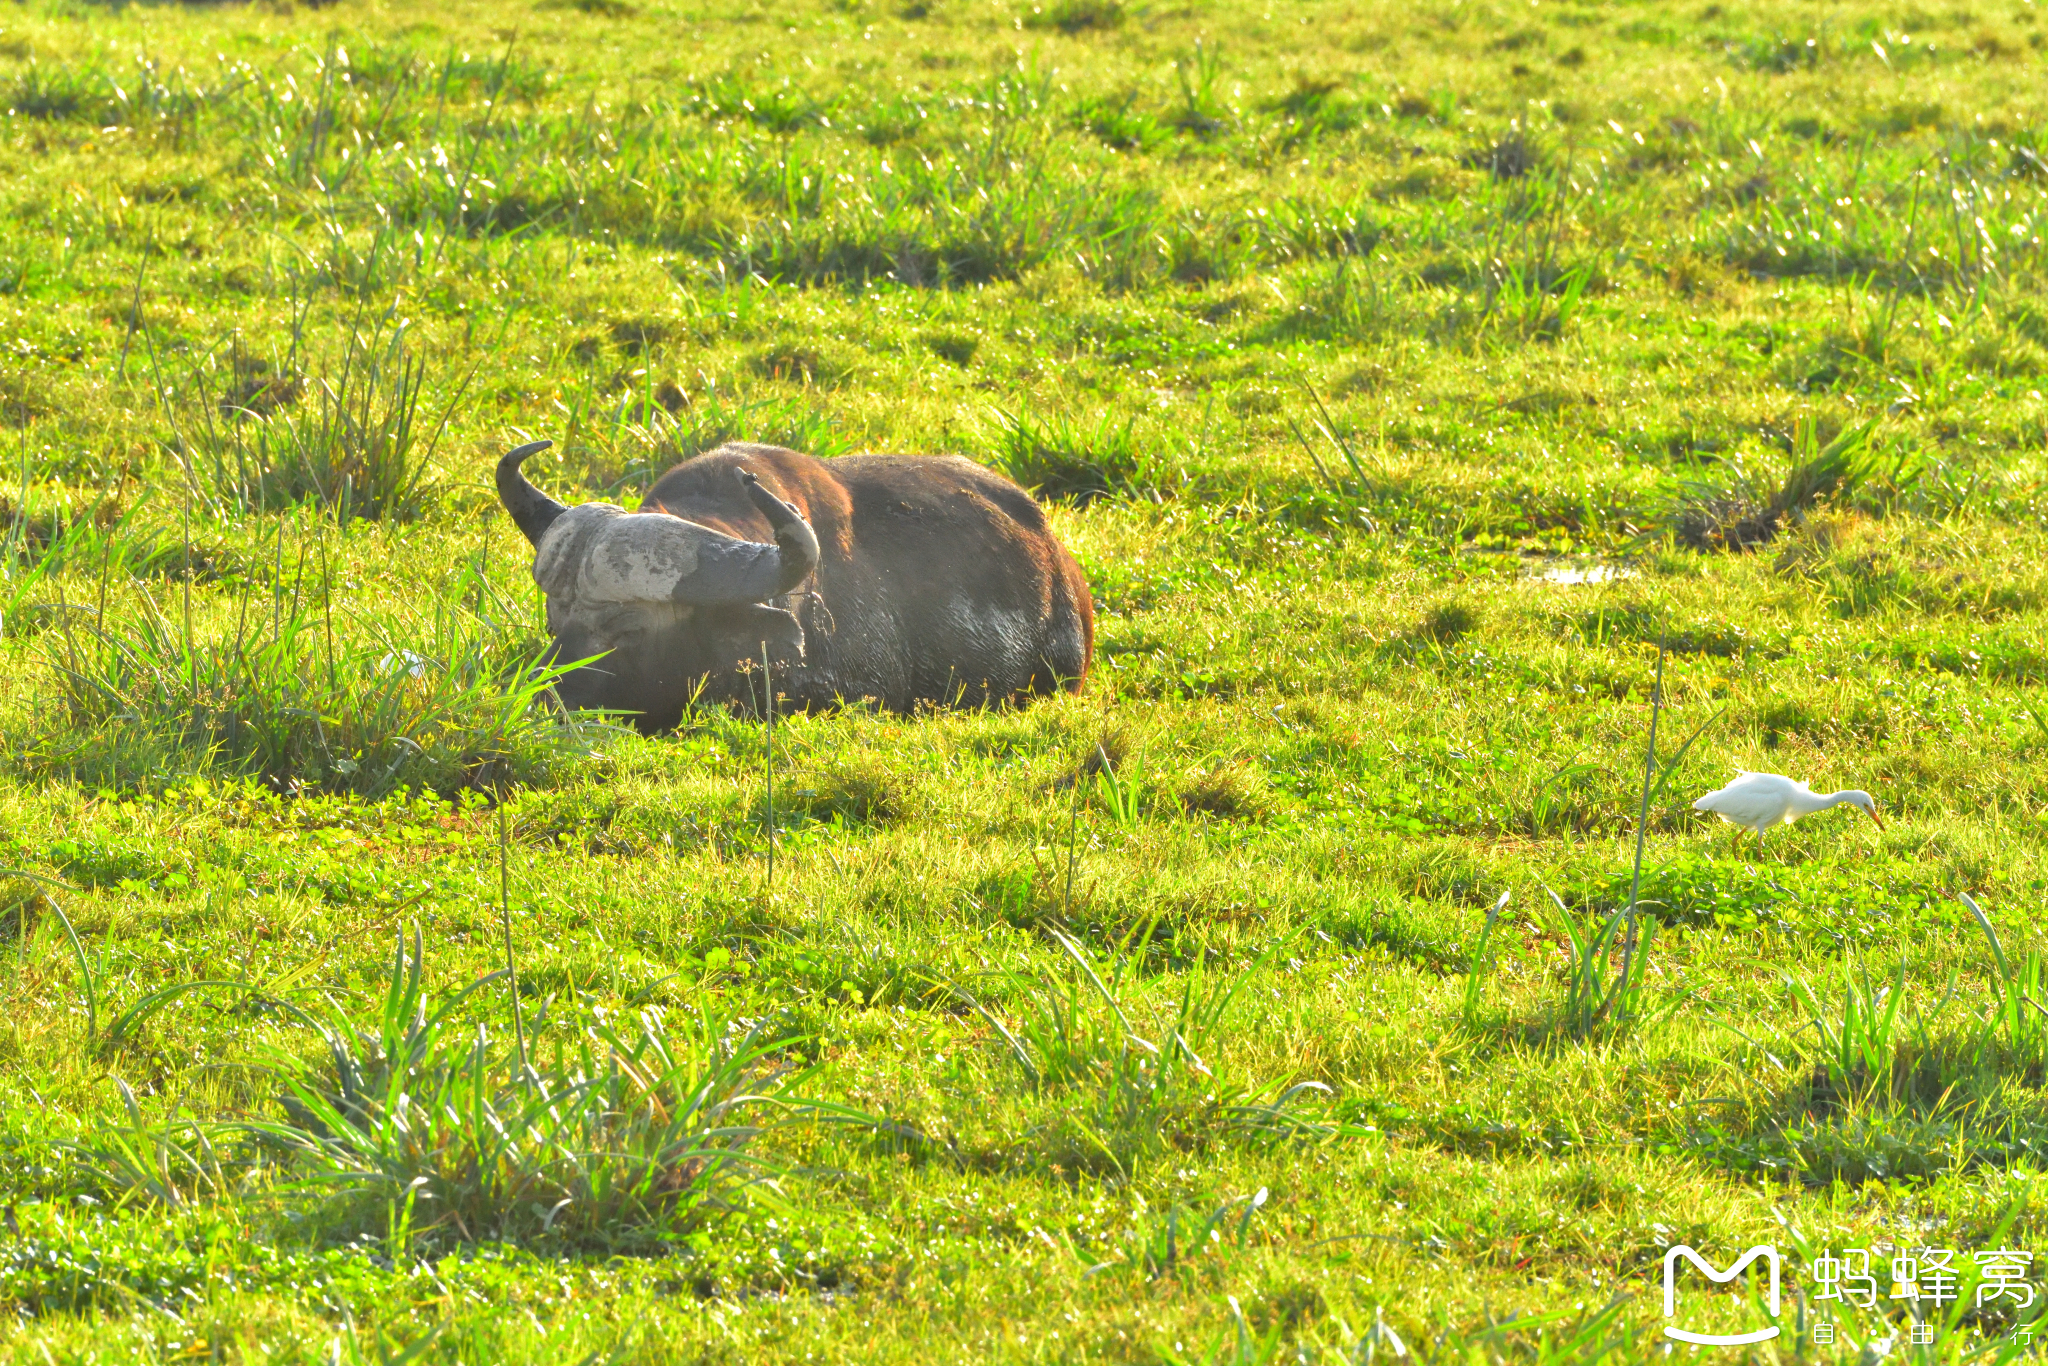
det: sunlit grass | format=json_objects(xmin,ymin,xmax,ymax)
[{"xmin": 0, "ymin": 0, "xmax": 2043, "ymax": 1359}]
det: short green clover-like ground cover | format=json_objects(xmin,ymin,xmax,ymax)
[{"xmin": 0, "ymin": 0, "xmax": 2045, "ymax": 1357}]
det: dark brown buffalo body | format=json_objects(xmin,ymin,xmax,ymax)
[{"xmin": 497, "ymin": 440, "xmax": 1093, "ymax": 732}]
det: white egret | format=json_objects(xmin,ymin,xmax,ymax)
[{"xmin": 1691, "ymin": 771, "xmax": 1884, "ymax": 856}]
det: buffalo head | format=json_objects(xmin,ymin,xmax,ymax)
[{"xmin": 497, "ymin": 439, "xmax": 820, "ymax": 729}]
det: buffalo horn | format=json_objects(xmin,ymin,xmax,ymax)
[
  {"xmin": 496, "ymin": 440, "xmax": 568, "ymax": 547},
  {"xmin": 670, "ymin": 469, "xmax": 821, "ymax": 604}
]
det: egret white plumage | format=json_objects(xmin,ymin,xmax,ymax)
[{"xmin": 1691, "ymin": 771, "xmax": 1884, "ymax": 855}]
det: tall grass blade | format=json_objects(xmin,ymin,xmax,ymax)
[
  {"xmin": 762, "ymin": 642, "xmax": 775, "ymax": 891},
  {"xmin": 1062, "ymin": 744, "xmax": 1095, "ymax": 921},
  {"xmin": 1960, "ymin": 891, "xmax": 2010, "ymax": 978},
  {"xmin": 1462, "ymin": 890, "xmax": 1511, "ymax": 1030},
  {"xmin": 1625, "ymin": 636, "xmax": 1666, "ymax": 919},
  {"xmin": 0, "ymin": 868, "xmax": 93, "ymax": 1036},
  {"xmin": 43, "ymin": 893, "xmax": 95, "ymax": 1041},
  {"xmin": 499, "ymin": 802, "xmax": 529, "ymax": 1078}
]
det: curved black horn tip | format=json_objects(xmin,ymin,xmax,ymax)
[
  {"xmin": 738, "ymin": 467, "xmax": 796, "ymax": 520},
  {"xmin": 497, "ymin": 439, "xmax": 568, "ymax": 548}
]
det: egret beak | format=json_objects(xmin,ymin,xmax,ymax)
[{"xmin": 1867, "ymin": 808, "xmax": 1886, "ymax": 830}]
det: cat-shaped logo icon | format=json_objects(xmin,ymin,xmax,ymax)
[{"xmin": 1662, "ymin": 1245, "xmax": 1782, "ymax": 1346}]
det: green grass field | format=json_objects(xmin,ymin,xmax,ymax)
[{"xmin": 0, "ymin": 0, "xmax": 2045, "ymax": 1357}]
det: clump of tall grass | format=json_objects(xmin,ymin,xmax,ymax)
[
  {"xmin": 1283, "ymin": 388, "xmax": 1410, "ymax": 533},
  {"xmin": 1785, "ymin": 955, "xmax": 1911, "ymax": 1099},
  {"xmin": 1266, "ymin": 256, "xmax": 1402, "ymax": 344},
  {"xmin": 32, "ymin": 552, "xmax": 602, "ymax": 798},
  {"xmin": 1, "ymin": 57, "xmax": 208, "ymax": 131},
  {"xmin": 3, "ymin": 501, "xmax": 240, "ymax": 610},
  {"xmin": 64, "ymin": 933, "xmax": 823, "ymax": 1251},
  {"xmin": 1545, "ymin": 888, "xmax": 1660, "ymax": 1040},
  {"xmin": 649, "ymin": 383, "xmax": 847, "ymax": 463},
  {"xmin": 1106, "ymin": 1187, "xmax": 1270, "ymax": 1285},
  {"xmin": 1662, "ymin": 418, "xmax": 1874, "ymax": 551},
  {"xmin": 1754, "ymin": 897, "xmax": 2048, "ymax": 1183},
  {"xmin": 945, "ymin": 930, "xmax": 1330, "ymax": 1178},
  {"xmin": 985, "ymin": 406, "xmax": 1156, "ymax": 505},
  {"xmin": 1479, "ymin": 259, "xmax": 1593, "ymax": 342},
  {"xmin": 1073, "ymin": 92, "xmax": 1170, "ymax": 152},
  {"xmin": 255, "ymin": 934, "xmax": 800, "ymax": 1248},
  {"xmin": 164, "ymin": 313, "xmax": 464, "ymax": 524},
  {"xmin": 693, "ymin": 131, "xmax": 1139, "ymax": 288},
  {"xmin": 1171, "ymin": 42, "xmax": 1230, "ymax": 136},
  {"xmin": 2, "ymin": 513, "xmax": 88, "ymax": 644},
  {"xmin": 1960, "ymin": 892, "xmax": 2048, "ymax": 1075}
]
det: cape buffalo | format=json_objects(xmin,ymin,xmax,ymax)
[{"xmin": 496, "ymin": 439, "xmax": 1093, "ymax": 731}]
